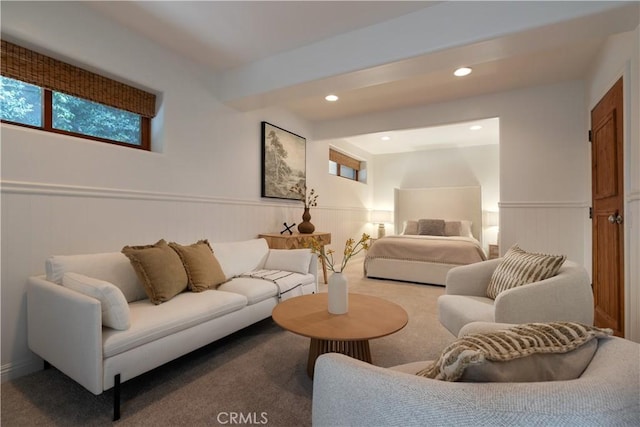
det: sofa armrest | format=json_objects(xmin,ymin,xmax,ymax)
[
  {"xmin": 313, "ymin": 341, "xmax": 640, "ymax": 426},
  {"xmin": 27, "ymin": 276, "xmax": 104, "ymax": 395},
  {"xmin": 494, "ymin": 263, "xmax": 594, "ymax": 325},
  {"xmin": 313, "ymin": 353, "xmax": 479, "ymax": 426},
  {"xmin": 445, "ymin": 258, "xmax": 502, "ymax": 296}
]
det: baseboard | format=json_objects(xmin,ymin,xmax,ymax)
[{"xmin": 1, "ymin": 357, "xmax": 43, "ymax": 383}]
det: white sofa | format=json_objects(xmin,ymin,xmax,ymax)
[
  {"xmin": 438, "ymin": 259, "xmax": 594, "ymax": 336},
  {"xmin": 312, "ymin": 322, "xmax": 640, "ymax": 426},
  {"xmin": 27, "ymin": 238, "xmax": 317, "ymax": 420}
]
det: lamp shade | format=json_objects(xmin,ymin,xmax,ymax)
[
  {"xmin": 371, "ymin": 210, "xmax": 393, "ymax": 224},
  {"xmin": 484, "ymin": 211, "xmax": 499, "ymax": 227}
]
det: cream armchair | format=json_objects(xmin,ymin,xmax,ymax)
[
  {"xmin": 312, "ymin": 326, "xmax": 640, "ymax": 426},
  {"xmin": 438, "ymin": 259, "xmax": 594, "ymax": 336}
]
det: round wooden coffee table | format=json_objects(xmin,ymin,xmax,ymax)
[{"xmin": 272, "ymin": 293, "xmax": 408, "ymax": 378}]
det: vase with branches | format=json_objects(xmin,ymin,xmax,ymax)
[
  {"xmin": 290, "ymin": 184, "xmax": 318, "ymax": 234},
  {"xmin": 309, "ymin": 233, "xmax": 370, "ymax": 314},
  {"xmin": 309, "ymin": 233, "xmax": 371, "ymax": 273}
]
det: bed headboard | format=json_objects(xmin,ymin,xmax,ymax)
[{"xmin": 394, "ymin": 186, "xmax": 483, "ymax": 244}]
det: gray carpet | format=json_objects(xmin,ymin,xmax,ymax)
[{"xmin": 1, "ymin": 261, "xmax": 455, "ymax": 426}]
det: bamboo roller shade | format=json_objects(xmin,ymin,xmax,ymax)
[
  {"xmin": 329, "ymin": 149, "xmax": 361, "ymax": 170},
  {"xmin": 1, "ymin": 40, "xmax": 156, "ymax": 118}
]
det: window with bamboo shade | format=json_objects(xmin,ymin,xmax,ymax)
[
  {"xmin": 0, "ymin": 40, "xmax": 156, "ymax": 150},
  {"xmin": 329, "ymin": 148, "xmax": 366, "ymax": 182}
]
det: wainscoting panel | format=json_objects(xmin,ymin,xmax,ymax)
[
  {"xmin": 1, "ymin": 181, "xmax": 369, "ymax": 381},
  {"xmin": 498, "ymin": 201, "xmax": 590, "ymax": 265}
]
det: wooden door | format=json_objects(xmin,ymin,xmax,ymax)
[{"xmin": 591, "ymin": 77, "xmax": 624, "ymax": 337}]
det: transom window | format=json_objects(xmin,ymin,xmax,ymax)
[
  {"xmin": 329, "ymin": 148, "xmax": 366, "ymax": 183},
  {"xmin": 0, "ymin": 40, "xmax": 155, "ymax": 150}
]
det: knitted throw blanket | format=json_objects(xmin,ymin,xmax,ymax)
[
  {"xmin": 417, "ymin": 322, "xmax": 613, "ymax": 381},
  {"xmin": 239, "ymin": 269, "xmax": 309, "ymax": 301}
]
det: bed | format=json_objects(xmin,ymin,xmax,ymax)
[{"xmin": 364, "ymin": 186, "xmax": 487, "ymax": 286}]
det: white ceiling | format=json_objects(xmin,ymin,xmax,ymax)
[
  {"xmin": 88, "ymin": 1, "xmax": 437, "ymax": 72},
  {"xmin": 86, "ymin": 1, "xmax": 638, "ymax": 154},
  {"xmin": 344, "ymin": 117, "xmax": 499, "ymax": 155}
]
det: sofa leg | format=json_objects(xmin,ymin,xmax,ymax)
[
  {"xmin": 113, "ymin": 374, "xmax": 121, "ymax": 421},
  {"xmin": 43, "ymin": 360, "xmax": 51, "ymax": 370}
]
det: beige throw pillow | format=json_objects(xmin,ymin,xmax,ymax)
[
  {"xmin": 403, "ymin": 220, "xmax": 419, "ymax": 235},
  {"xmin": 122, "ymin": 239, "xmax": 188, "ymax": 304},
  {"xmin": 169, "ymin": 240, "xmax": 227, "ymax": 292},
  {"xmin": 444, "ymin": 221, "xmax": 462, "ymax": 237},
  {"xmin": 416, "ymin": 322, "xmax": 612, "ymax": 382},
  {"xmin": 485, "ymin": 244, "xmax": 566, "ymax": 299}
]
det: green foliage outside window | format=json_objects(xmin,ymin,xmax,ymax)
[
  {"xmin": 52, "ymin": 93, "xmax": 141, "ymax": 145},
  {"xmin": 1, "ymin": 75, "xmax": 142, "ymax": 146},
  {"xmin": 0, "ymin": 76, "xmax": 42, "ymax": 126}
]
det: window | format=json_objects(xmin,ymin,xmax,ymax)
[
  {"xmin": 329, "ymin": 148, "xmax": 366, "ymax": 183},
  {"xmin": 0, "ymin": 40, "xmax": 155, "ymax": 150},
  {"xmin": 0, "ymin": 77, "xmax": 42, "ymax": 126}
]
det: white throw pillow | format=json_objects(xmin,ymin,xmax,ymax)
[
  {"xmin": 459, "ymin": 220, "xmax": 473, "ymax": 238},
  {"xmin": 264, "ymin": 249, "xmax": 312, "ymax": 274},
  {"xmin": 46, "ymin": 252, "xmax": 147, "ymax": 303},
  {"xmin": 210, "ymin": 239, "xmax": 270, "ymax": 279},
  {"xmin": 63, "ymin": 272, "xmax": 131, "ymax": 330}
]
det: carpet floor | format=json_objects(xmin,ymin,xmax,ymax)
[{"xmin": 1, "ymin": 260, "xmax": 456, "ymax": 426}]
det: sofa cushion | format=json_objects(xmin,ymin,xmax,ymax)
[
  {"xmin": 122, "ymin": 239, "xmax": 188, "ymax": 305},
  {"xmin": 102, "ymin": 290, "xmax": 247, "ymax": 358},
  {"xmin": 217, "ymin": 277, "xmax": 279, "ymax": 305},
  {"xmin": 486, "ymin": 245, "xmax": 566, "ymax": 299},
  {"xmin": 63, "ymin": 272, "xmax": 130, "ymax": 330},
  {"xmin": 46, "ymin": 252, "xmax": 147, "ymax": 303},
  {"xmin": 264, "ymin": 249, "xmax": 312, "ymax": 275},
  {"xmin": 437, "ymin": 295, "xmax": 495, "ymax": 338},
  {"xmin": 416, "ymin": 322, "xmax": 612, "ymax": 382},
  {"xmin": 169, "ymin": 240, "xmax": 228, "ymax": 292},
  {"xmin": 210, "ymin": 239, "xmax": 270, "ymax": 279}
]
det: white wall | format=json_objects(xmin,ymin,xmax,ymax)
[
  {"xmin": 586, "ymin": 26, "xmax": 640, "ymax": 342},
  {"xmin": 372, "ymin": 144, "xmax": 500, "ymax": 249},
  {"xmin": 0, "ymin": 2, "xmax": 370, "ymax": 381}
]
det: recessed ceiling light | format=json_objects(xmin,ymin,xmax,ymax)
[
  {"xmin": 469, "ymin": 125, "xmax": 482, "ymax": 131},
  {"xmin": 454, "ymin": 67, "xmax": 472, "ymax": 77},
  {"xmin": 381, "ymin": 136, "xmax": 391, "ymax": 141},
  {"xmin": 325, "ymin": 94, "xmax": 339, "ymax": 102}
]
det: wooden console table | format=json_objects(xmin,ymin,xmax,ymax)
[{"xmin": 259, "ymin": 232, "xmax": 331, "ymax": 284}]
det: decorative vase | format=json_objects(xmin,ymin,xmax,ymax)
[
  {"xmin": 328, "ymin": 272, "xmax": 348, "ymax": 314},
  {"xmin": 298, "ymin": 208, "xmax": 315, "ymax": 234}
]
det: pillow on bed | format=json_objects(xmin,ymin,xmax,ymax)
[
  {"xmin": 460, "ymin": 220, "xmax": 473, "ymax": 238},
  {"xmin": 403, "ymin": 220, "xmax": 419, "ymax": 235},
  {"xmin": 444, "ymin": 221, "xmax": 462, "ymax": 236},
  {"xmin": 418, "ymin": 219, "xmax": 445, "ymax": 236}
]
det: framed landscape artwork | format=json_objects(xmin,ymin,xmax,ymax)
[{"xmin": 261, "ymin": 121, "xmax": 306, "ymax": 201}]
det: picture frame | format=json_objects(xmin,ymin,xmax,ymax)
[{"xmin": 261, "ymin": 121, "xmax": 306, "ymax": 201}]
